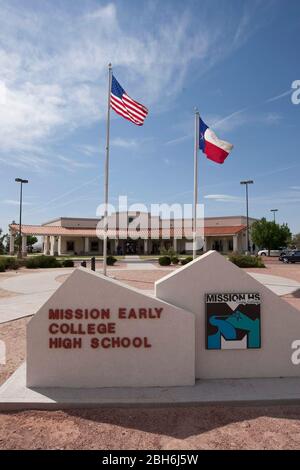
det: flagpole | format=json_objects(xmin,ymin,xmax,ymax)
[
  {"xmin": 103, "ymin": 63, "xmax": 113, "ymax": 276},
  {"xmin": 193, "ymin": 109, "xmax": 199, "ymax": 260}
]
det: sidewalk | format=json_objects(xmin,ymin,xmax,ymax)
[
  {"xmin": 123, "ymin": 256, "xmax": 159, "ymax": 270},
  {"xmin": 1, "ymin": 264, "xmax": 300, "ymax": 324},
  {"xmin": 0, "ymin": 269, "xmax": 74, "ymax": 323}
]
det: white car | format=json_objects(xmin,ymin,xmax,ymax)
[{"xmin": 257, "ymin": 249, "xmax": 283, "ymax": 257}]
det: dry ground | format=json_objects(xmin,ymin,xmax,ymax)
[
  {"xmin": 0, "ymin": 406, "xmax": 300, "ymax": 449},
  {"xmin": 1, "ymin": 260, "xmax": 300, "ymax": 450},
  {"xmin": 0, "ymin": 317, "xmax": 31, "ymax": 386}
]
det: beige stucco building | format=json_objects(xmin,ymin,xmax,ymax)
[{"xmin": 9, "ymin": 213, "xmax": 256, "ymax": 256}]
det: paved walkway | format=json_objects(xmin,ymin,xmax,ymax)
[
  {"xmin": 249, "ymin": 272, "xmax": 300, "ymax": 296},
  {"xmin": 1, "ymin": 363, "xmax": 300, "ymax": 410},
  {"xmin": 0, "ymin": 263, "xmax": 300, "ymax": 324},
  {"xmin": 123, "ymin": 256, "xmax": 159, "ymax": 270},
  {"xmin": 0, "ymin": 269, "xmax": 74, "ymax": 323}
]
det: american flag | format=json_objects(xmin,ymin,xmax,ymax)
[{"xmin": 110, "ymin": 75, "xmax": 148, "ymax": 126}]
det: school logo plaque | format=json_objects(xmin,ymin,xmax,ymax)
[{"xmin": 205, "ymin": 293, "xmax": 261, "ymax": 350}]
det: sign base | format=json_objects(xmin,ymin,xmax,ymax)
[{"xmin": 1, "ymin": 362, "xmax": 300, "ymax": 411}]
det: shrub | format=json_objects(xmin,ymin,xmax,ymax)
[
  {"xmin": 0, "ymin": 260, "xmax": 5, "ymax": 272},
  {"xmin": 171, "ymin": 256, "xmax": 179, "ymax": 265},
  {"xmin": 181, "ymin": 256, "xmax": 193, "ymax": 265},
  {"xmin": 62, "ymin": 259, "xmax": 74, "ymax": 267},
  {"xmin": 0, "ymin": 257, "xmax": 20, "ymax": 270},
  {"xmin": 158, "ymin": 256, "xmax": 171, "ymax": 266},
  {"xmin": 160, "ymin": 247, "xmax": 176, "ymax": 258},
  {"xmin": 25, "ymin": 255, "xmax": 62, "ymax": 269},
  {"xmin": 7, "ymin": 257, "xmax": 20, "ymax": 270},
  {"xmin": 229, "ymin": 254, "xmax": 265, "ymax": 268},
  {"xmin": 106, "ymin": 255, "xmax": 117, "ymax": 266}
]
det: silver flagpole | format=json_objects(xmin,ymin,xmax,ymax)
[
  {"xmin": 193, "ymin": 109, "xmax": 199, "ymax": 260},
  {"xmin": 103, "ymin": 63, "xmax": 113, "ymax": 276}
]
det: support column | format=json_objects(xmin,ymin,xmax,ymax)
[
  {"xmin": 57, "ymin": 236, "xmax": 62, "ymax": 256},
  {"xmin": 84, "ymin": 237, "xmax": 89, "ymax": 254},
  {"xmin": 44, "ymin": 236, "xmax": 50, "ymax": 255},
  {"xmin": 233, "ymin": 235, "xmax": 238, "ymax": 252},
  {"xmin": 54, "ymin": 237, "xmax": 58, "ymax": 256},
  {"xmin": 173, "ymin": 238, "xmax": 177, "ymax": 253},
  {"xmin": 49, "ymin": 236, "xmax": 54, "ymax": 256},
  {"xmin": 50, "ymin": 236, "xmax": 56, "ymax": 256},
  {"xmin": 9, "ymin": 233, "xmax": 15, "ymax": 255},
  {"xmin": 21, "ymin": 235, "xmax": 27, "ymax": 256},
  {"xmin": 144, "ymin": 239, "xmax": 148, "ymax": 255},
  {"xmin": 203, "ymin": 237, "xmax": 207, "ymax": 252}
]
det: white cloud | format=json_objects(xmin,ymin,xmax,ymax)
[
  {"xmin": 85, "ymin": 4, "xmax": 117, "ymax": 23},
  {"xmin": 204, "ymin": 194, "xmax": 243, "ymax": 203},
  {"xmin": 75, "ymin": 144, "xmax": 99, "ymax": 156},
  {"xmin": 56, "ymin": 155, "xmax": 97, "ymax": 171},
  {"xmin": 165, "ymin": 134, "xmax": 192, "ymax": 146},
  {"xmin": 1, "ymin": 199, "xmax": 32, "ymax": 206},
  {"xmin": 212, "ymin": 111, "xmax": 282, "ymax": 133},
  {"xmin": 0, "ymin": 1, "xmax": 271, "ymax": 168},
  {"xmin": 111, "ymin": 138, "xmax": 139, "ymax": 149},
  {"xmin": 165, "ymin": 108, "xmax": 282, "ymax": 145},
  {"xmin": 266, "ymin": 89, "xmax": 292, "ymax": 103}
]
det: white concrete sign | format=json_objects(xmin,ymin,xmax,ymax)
[
  {"xmin": 27, "ymin": 268, "xmax": 195, "ymax": 388},
  {"xmin": 27, "ymin": 251, "xmax": 300, "ymax": 390},
  {"xmin": 156, "ymin": 251, "xmax": 300, "ymax": 379}
]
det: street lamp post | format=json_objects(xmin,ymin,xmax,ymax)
[
  {"xmin": 15, "ymin": 178, "xmax": 28, "ymax": 258},
  {"xmin": 240, "ymin": 180, "xmax": 254, "ymax": 253},
  {"xmin": 270, "ymin": 209, "xmax": 278, "ymax": 223}
]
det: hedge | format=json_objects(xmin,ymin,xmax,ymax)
[
  {"xmin": 229, "ymin": 254, "xmax": 265, "ymax": 268},
  {"xmin": 181, "ymin": 256, "xmax": 193, "ymax": 265},
  {"xmin": 158, "ymin": 256, "xmax": 171, "ymax": 266},
  {"xmin": 62, "ymin": 259, "xmax": 74, "ymax": 267},
  {"xmin": 0, "ymin": 257, "xmax": 20, "ymax": 271},
  {"xmin": 25, "ymin": 255, "xmax": 62, "ymax": 269},
  {"xmin": 107, "ymin": 255, "xmax": 117, "ymax": 266}
]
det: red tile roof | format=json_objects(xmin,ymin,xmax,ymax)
[
  {"xmin": 9, "ymin": 223, "xmax": 246, "ymax": 238},
  {"xmin": 204, "ymin": 225, "xmax": 245, "ymax": 236}
]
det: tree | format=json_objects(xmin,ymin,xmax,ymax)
[
  {"xmin": 251, "ymin": 218, "xmax": 292, "ymax": 255},
  {"xmin": 14, "ymin": 234, "xmax": 38, "ymax": 250},
  {"xmin": 0, "ymin": 229, "xmax": 7, "ymax": 254},
  {"xmin": 291, "ymin": 233, "xmax": 300, "ymax": 249}
]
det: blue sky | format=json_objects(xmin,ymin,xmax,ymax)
[{"xmin": 0, "ymin": 0, "xmax": 300, "ymax": 233}]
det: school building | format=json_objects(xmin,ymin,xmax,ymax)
[{"xmin": 8, "ymin": 212, "xmax": 256, "ymax": 256}]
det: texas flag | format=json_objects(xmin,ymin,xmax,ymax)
[{"xmin": 199, "ymin": 117, "xmax": 233, "ymax": 164}]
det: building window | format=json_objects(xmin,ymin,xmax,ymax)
[
  {"xmin": 91, "ymin": 240, "xmax": 99, "ymax": 251},
  {"xmin": 66, "ymin": 241, "xmax": 74, "ymax": 252},
  {"xmin": 228, "ymin": 239, "xmax": 233, "ymax": 251},
  {"xmin": 128, "ymin": 217, "xmax": 134, "ymax": 224}
]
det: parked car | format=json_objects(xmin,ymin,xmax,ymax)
[
  {"xmin": 280, "ymin": 250, "xmax": 300, "ymax": 263},
  {"xmin": 278, "ymin": 250, "xmax": 293, "ymax": 261},
  {"xmin": 257, "ymin": 248, "xmax": 286, "ymax": 257},
  {"xmin": 27, "ymin": 245, "xmax": 42, "ymax": 253}
]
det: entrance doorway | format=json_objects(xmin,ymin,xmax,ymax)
[
  {"xmin": 126, "ymin": 239, "xmax": 138, "ymax": 255},
  {"xmin": 212, "ymin": 239, "xmax": 223, "ymax": 252}
]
